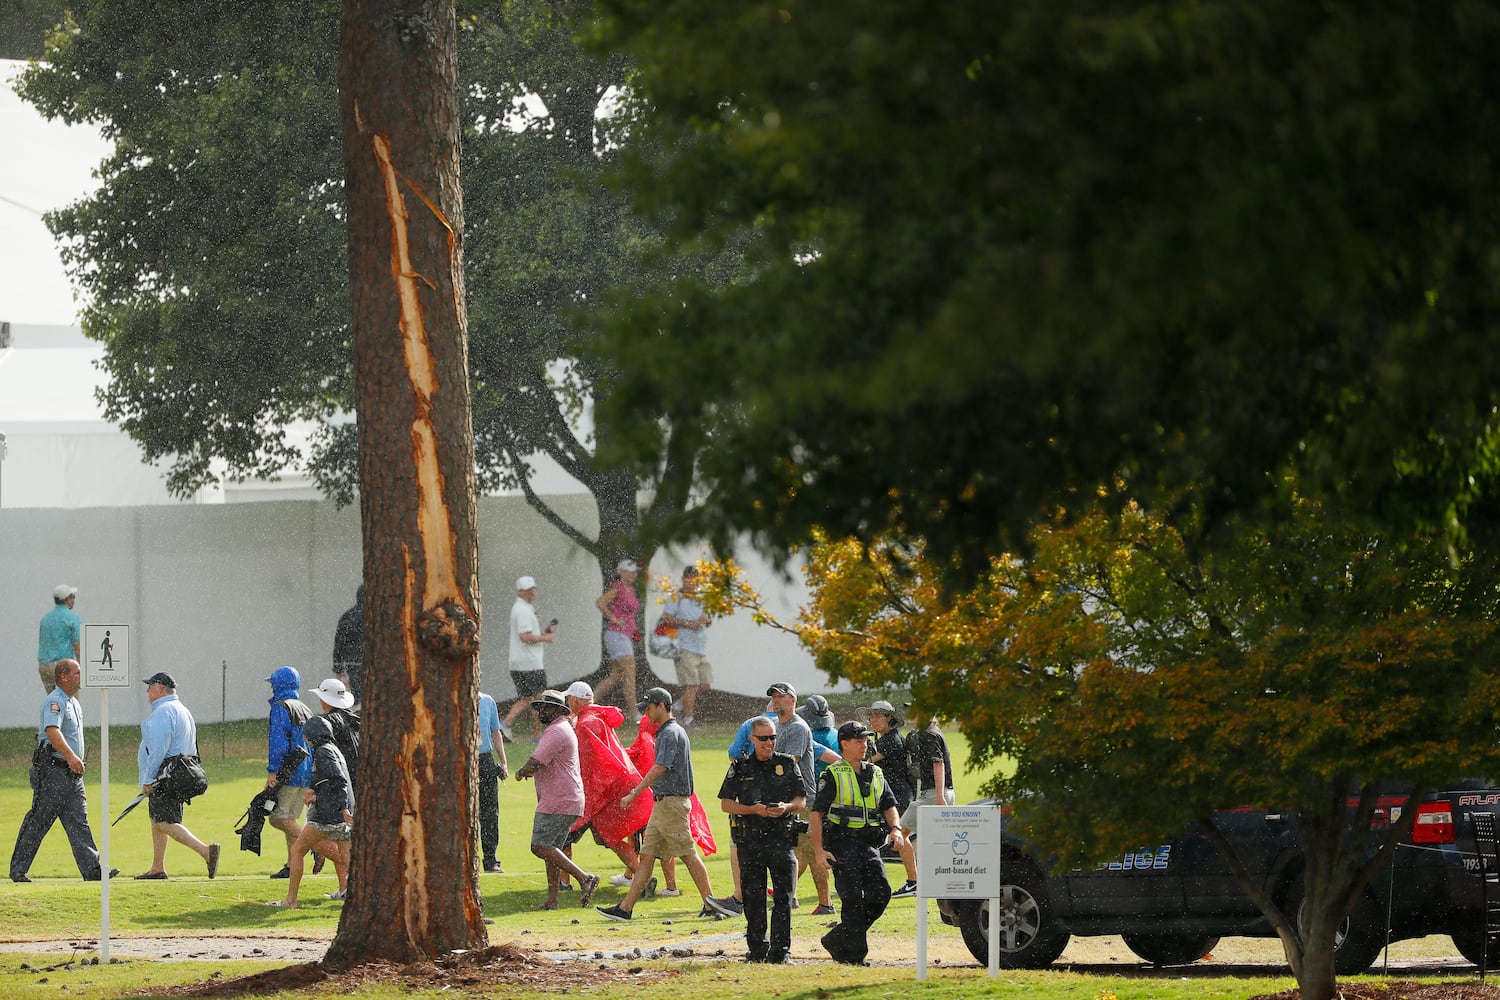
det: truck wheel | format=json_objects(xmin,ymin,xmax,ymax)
[
  {"xmin": 956, "ymin": 867, "xmax": 1070, "ymax": 969},
  {"xmin": 1292, "ymin": 883, "xmax": 1386, "ymax": 976},
  {"xmin": 1450, "ymin": 928, "xmax": 1500, "ymax": 970},
  {"xmin": 1121, "ymin": 932, "xmax": 1220, "ymax": 966}
]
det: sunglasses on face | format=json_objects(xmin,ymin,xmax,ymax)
[{"xmin": 752, "ymin": 734, "xmax": 776, "ymax": 742}]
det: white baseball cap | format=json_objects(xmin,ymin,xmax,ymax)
[
  {"xmin": 564, "ymin": 681, "xmax": 594, "ymax": 702},
  {"xmin": 616, "ymin": 559, "xmax": 639, "ymax": 574},
  {"xmin": 53, "ymin": 584, "xmax": 77, "ymax": 601},
  {"xmin": 516, "ymin": 575, "xmax": 537, "ymax": 591},
  {"xmin": 310, "ymin": 678, "xmax": 355, "ymax": 710}
]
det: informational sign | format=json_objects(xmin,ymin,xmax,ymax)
[
  {"xmin": 916, "ymin": 803, "xmax": 1002, "ymax": 899},
  {"xmin": 83, "ymin": 623, "xmax": 130, "ymax": 688},
  {"xmin": 915, "ymin": 802, "xmax": 1005, "ymax": 980}
]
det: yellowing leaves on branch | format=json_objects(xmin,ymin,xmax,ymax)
[{"xmin": 696, "ymin": 487, "xmax": 1500, "ymax": 1000}]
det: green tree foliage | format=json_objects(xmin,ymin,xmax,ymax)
[
  {"xmin": 710, "ymin": 493, "xmax": 1500, "ymax": 999},
  {"xmin": 585, "ymin": 0, "xmax": 1500, "ymax": 574},
  {"xmin": 17, "ymin": 0, "xmax": 720, "ymax": 598},
  {"xmin": 0, "ymin": 0, "xmax": 71, "ymax": 58}
]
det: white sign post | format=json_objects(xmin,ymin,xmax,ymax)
[
  {"xmin": 84, "ymin": 623, "xmax": 131, "ymax": 965},
  {"xmin": 915, "ymin": 803, "xmax": 1003, "ymax": 980}
]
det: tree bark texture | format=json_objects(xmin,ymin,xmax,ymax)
[{"xmin": 328, "ymin": 0, "xmax": 485, "ymax": 964}]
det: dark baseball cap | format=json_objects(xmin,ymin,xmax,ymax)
[
  {"xmin": 766, "ymin": 682, "xmax": 796, "ymax": 699},
  {"xmin": 637, "ymin": 686, "xmax": 674, "ymax": 712},
  {"xmin": 142, "ymin": 671, "xmax": 177, "ymax": 690},
  {"xmin": 837, "ymin": 721, "xmax": 872, "ymax": 742}
]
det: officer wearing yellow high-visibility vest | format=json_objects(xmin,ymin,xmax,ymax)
[{"xmin": 810, "ymin": 720, "xmax": 905, "ymax": 965}]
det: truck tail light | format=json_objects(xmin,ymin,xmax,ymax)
[{"xmin": 1410, "ymin": 802, "xmax": 1455, "ymax": 845}]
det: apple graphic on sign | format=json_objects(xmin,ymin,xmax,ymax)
[{"xmin": 952, "ymin": 831, "xmax": 970, "ymax": 856}]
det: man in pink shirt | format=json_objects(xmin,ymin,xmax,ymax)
[{"xmin": 515, "ymin": 691, "xmax": 601, "ymax": 910}]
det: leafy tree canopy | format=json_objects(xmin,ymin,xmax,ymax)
[
  {"xmin": 704, "ymin": 486, "xmax": 1500, "ymax": 998},
  {"xmin": 586, "ymin": 0, "xmax": 1500, "ymax": 575},
  {"xmin": 18, "ymin": 0, "xmax": 728, "ymax": 585}
]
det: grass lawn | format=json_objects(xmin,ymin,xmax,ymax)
[{"xmin": 0, "ymin": 717, "xmax": 1479, "ymax": 999}]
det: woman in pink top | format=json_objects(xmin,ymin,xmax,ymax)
[{"xmin": 593, "ymin": 559, "xmax": 642, "ymax": 718}]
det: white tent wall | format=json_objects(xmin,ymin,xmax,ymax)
[{"xmin": 0, "ymin": 496, "xmax": 824, "ymax": 730}]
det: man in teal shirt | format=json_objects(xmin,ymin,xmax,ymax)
[{"xmin": 37, "ymin": 585, "xmax": 82, "ymax": 693}]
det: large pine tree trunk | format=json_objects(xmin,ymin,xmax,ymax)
[{"xmin": 327, "ymin": 0, "xmax": 486, "ymax": 964}]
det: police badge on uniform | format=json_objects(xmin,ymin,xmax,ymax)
[{"xmin": 775, "ymin": 764, "xmax": 784, "ymax": 775}]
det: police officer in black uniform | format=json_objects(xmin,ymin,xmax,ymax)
[
  {"xmin": 810, "ymin": 720, "xmax": 906, "ymax": 965},
  {"xmin": 717, "ymin": 716, "xmax": 806, "ymax": 963}
]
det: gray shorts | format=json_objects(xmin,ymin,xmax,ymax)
[
  {"xmin": 532, "ymin": 811, "xmax": 581, "ymax": 850},
  {"xmin": 900, "ymin": 785, "xmax": 956, "ymax": 832},
  {"xmin": 604, "ymin": 630, "xmax": 634, "ymax": 660}
]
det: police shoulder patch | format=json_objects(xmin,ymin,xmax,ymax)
[{"xmin": 48, "ymin": 700, "xmax": 62, "ymax": 714}]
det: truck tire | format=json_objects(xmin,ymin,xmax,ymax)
[
  {"xmin": 1450, "ymin": 928, "xmax": 1500, "ymax": 970},
  {"xmin": 955, "ymin": 866, "xmax": 1070, "ymax": 969},
  {"xmin": 1291, "ymin": 881, "xmax": 1386, "ymax": 976},
  {"xmin": 1121, "ymin": 932, "xmax": 1220, "ymax": 966}
]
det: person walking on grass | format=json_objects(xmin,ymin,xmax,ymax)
[
  {"xmin": 134, "ymin": 672, "xmax": 219, "ymax": 880},
  {"xmin": 9, "ymin": 659, "xmax": 114, "ymax": 883},
  {"xmin": 811, "ymin": 721, "xmax": 904, "ymax": 965},
  {"xmin": 596, "ymin": 688, "xmax": 723, "ymax": 921},
  {"xmin": 269, "ymin": 715, "xmax": 352, "ymax": 908},
  {"xmin": 514, "ymin": 691, "xmax": 601, "ymax": 910},
  {"xmin": 717, "ymin": 716, "xmax": 804, "ymax": 963},
  {"xmin": 501, "ymin": 575, "xmax": 557, "ymax": 742},
  {"xmin": 592, "ymin": 560, "xmax": 642, "ymax": 719}
]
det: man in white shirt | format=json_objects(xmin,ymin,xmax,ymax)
[
  {"xmin": 660, "ymin": 566, "xmax": 712, "ymax": 727},
  {"xmin": 500, "ymin": 575, "xmax": 557, "ymax": 742}
]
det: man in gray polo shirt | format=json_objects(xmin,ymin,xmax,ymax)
[{"xmin": 596, "ymin": 687, "xmax": 726, "ymax": 920}]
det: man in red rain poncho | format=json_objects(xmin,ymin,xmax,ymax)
[{"xmin": 564, "ymin": 681, "xmax": 654, "ymax": 885}]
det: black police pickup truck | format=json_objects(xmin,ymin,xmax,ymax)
[{"xmin": 935, "ymin": 783, "xmax": 1500, "ymax": 972}]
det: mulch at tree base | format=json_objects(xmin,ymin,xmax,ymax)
[
  {"xmin": 137, "ymin": 943, "xmax": 670, "ymax": 997},
  {"xmin": 1251, "ymin": 982, "xmax": 1500, "ymax": 1000}
]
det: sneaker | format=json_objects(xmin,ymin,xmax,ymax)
[
  {"xmin": 497, "ymin": 720, "xmax": 515, "ymax": 743},
  {"xmin": 698, "ymin": 902, "xmax": 721, "ymax": 919},
  {"xmin": 609, "ymin": 873, "xmax": 634, "ymax": 887},
  {"xmin": 270, "ymin": 864, "xmax": 291, "ymax": 879},
  {"xmin": 596, "ymin": 904, "xmax": 632, "ymax": 921},
  {"xmin": 643, "ymin": 876, "xmax": 658, "ymax": 900},
  {"xmin": 791, "ymin": 895, "xmax": 800, "ymax": 909},
  {"xmin": 558, "ymin": 881, "xmax": 576, "ymax": 892},
  {"xmin": 11, "ymin": 875, "xmax": 31, "ymax": 883},
  {"xmin": 483, "ymin": 861, "xmax": 504, "ymax": 874},
  {"xmin": 812, "ymin": 903, "xmax": 836, "ymax": 916},
  {"xmin": 891, "ymin": 879, "xmax": 918, "ymax": 898},
  {"xmin": 311, "ymin": 852, "xmax": 327, "ymax": 875},
  {"xmin": 657, "ymin": 887, "xmax": 682, "ymax": 898},
  {"xmin": 706, "ymin": 895, "xmax": 744, "ymax": 918},
  {"xmin": 324, "ymin": 888, "xmax": 347, "ymax": 900}
]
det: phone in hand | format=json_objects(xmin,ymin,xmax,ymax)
[{"xmin": 546, "ymin": 618, "xmax": 558, "ymax": 633}]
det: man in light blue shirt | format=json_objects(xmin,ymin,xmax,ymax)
[
  {"xmin": 477, "ymin": 690, "xmax": 509, "ymax": 873},
  {"xmin": 9, "ymin": 659, "xmax": 109, "ymax": 882},
  {"xmin": 36, "ymin": 584, "xmax": 82, "ymax": 692},
  {"xmin": 135, "ymin": 671, "xmax": 218, "ymax": 880}
]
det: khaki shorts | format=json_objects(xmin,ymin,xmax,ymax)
[
  {"xmin": 792, "ymin": 805, "xmax": 815, "ymax": 866},
  {"xmin": 272, "ymin": 783, "xmax": 308, "ymax": 821},
  {"xmin": 640, "ymin": 795, "xmax": 697, "ymax": 859},
  {"xmin": 674, "ymin": 651, "xmax": 713, "ymax": 687}
]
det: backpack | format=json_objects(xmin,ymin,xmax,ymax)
[
  {"xmin": 325, "ymin": 708, "xmax": 361, "ymax": 775},
  {"xmin": 904, "ymin": 728, "xmax": 926, "ymax": 792}
]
